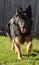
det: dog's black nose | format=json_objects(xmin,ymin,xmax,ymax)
[{"xmin": 22, "ymin": 25, "xmax": 25, "ymax": 28}]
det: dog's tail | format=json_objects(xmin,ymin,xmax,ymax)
[{"xmin": 6, "ymin": 22, "xmax": 12, "ymax": 39}]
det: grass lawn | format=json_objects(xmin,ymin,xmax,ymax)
[{"xmin": 0, "ymin": 34, "xmax": 39, "ymax": 65}]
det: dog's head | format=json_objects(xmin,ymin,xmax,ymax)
[
  {"xmin": 15, "ymin": 7, "xmax": 26, "ymax": 34},
  {"xmin": 15, "ymin": 5, "xmax": 33, "ymax": 34}
]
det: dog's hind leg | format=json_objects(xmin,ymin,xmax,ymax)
[{"xmin": 11, "ymin": 38, "xmax": 15, "ymax": 50}]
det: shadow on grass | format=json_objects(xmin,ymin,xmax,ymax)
[
  {"xmin": 22, "ymin": 53, "xmax": 37, "ymax": 57},
  {"xmin": 33, "ymin": 50, "xmax": 39, "ymax": 53},
  {"xmin": 22, "ymin": 50, "xmax": 39, "ymax": 60},
  {"xmin": 0, "ymin": 31, "xmax": 7, "ymax": 36}
]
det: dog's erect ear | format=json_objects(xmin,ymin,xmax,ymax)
[
  {"xmin": 26, "ymin": 5, "xmax": 32, "ymax": 18},
  {"xmin": 16, "ymin": 5, "xmax": 23, "ymax": 15},
  {"xmin": 26, "ymin": 5, "xmax": 32, "ymax": 13}
]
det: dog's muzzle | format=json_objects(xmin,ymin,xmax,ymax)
[{"xmin": 21, "ymin": 28, "xmax": 26, "ymax": 34}]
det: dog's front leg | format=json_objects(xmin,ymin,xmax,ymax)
[
  {"xmin": 14, "ymin": 43, "xmax": 22, "ymax": 60},
  {"xmin": 14, "ymin": 36, "xmax": 22, "ymax": 60},
  {"xmin": 25, "ymin": 35, "xmax": 33, "ymax": 54},
  {"xmin": 26, "ymin": 41, "xmax": 32, "ymax": 54}
]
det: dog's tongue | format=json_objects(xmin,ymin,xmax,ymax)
[{"xmin": 21, "ymin": 28, "xmax": 26, "ymax": 34}]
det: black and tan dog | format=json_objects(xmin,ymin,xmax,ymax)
[{"xmin": 6, "ymin": 5, "xmax": 33, "ymax": 60}]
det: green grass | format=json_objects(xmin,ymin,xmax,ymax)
[{"xmin": 0, "ymin": 35, "xmax": 39, "ymax": 65}]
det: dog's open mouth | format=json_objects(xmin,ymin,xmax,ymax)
[{"xmin": 21, "ymin": 28, "xmax": 26, "ymax": 34}]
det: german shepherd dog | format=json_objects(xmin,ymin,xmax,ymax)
[{"xmin": 6, "ymin": 5, "xmax": 33, "ymax": 60}]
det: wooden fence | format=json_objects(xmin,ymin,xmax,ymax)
[{"xmin": 0, "ymin": 0, "xmax": 39, "ymax": 37}]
